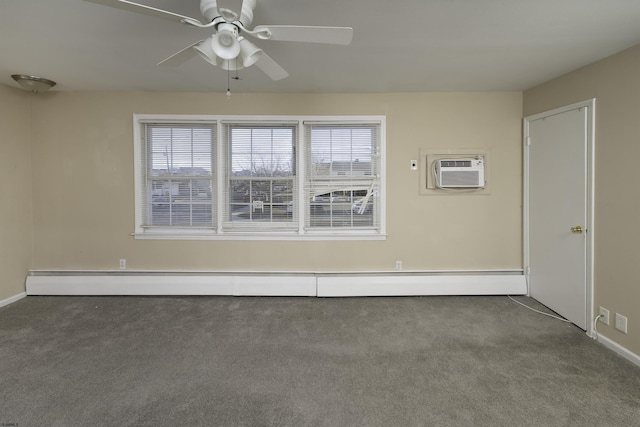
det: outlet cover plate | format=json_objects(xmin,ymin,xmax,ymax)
[
  {"xmin": 599, "ymin": 306, "xmax": 610, "ymax": 326},
  {"xmin": 615, "ymin": 313, "xmax": 628, "ymax": 333}
]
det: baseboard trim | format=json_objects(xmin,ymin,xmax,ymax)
[
  {"xmin": 26, "ymin": 271, "xmax": 526, "ymax": 297},
  {"xmin": 0, "ymin": 292, "xmax": 27, "ymax": 308},
  {"xmin": 597, "ymin": 334, "xmax": 640, "ymax": 368}
]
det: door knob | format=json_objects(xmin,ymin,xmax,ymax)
[{"xmin": 570, "ymin": 225, "xmax": 583, "ymax": 234}]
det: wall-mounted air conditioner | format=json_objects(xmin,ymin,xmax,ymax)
[{"xmin": 434, "ymin": 158, "xmax": 485, "ymax": 188}]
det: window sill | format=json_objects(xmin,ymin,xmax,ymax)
[{"xmin": 132, "ymin": 231, "xmax": 387, "ymax": 241}]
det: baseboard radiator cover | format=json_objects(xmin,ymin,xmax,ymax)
[
  {"xmin": 26, "ymin": 271, "xmax": 526, "ymax": 297},
  {"xmin": 317, "ymin": 274, "xmax": 526, "ymax": 297},
  {"xmin": 26, "ymin": 274, "xmax": 317, "ymax": 297}
]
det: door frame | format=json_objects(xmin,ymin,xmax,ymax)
[{"xmin": 523, "ymin": 99, "xmax": 595, "ymax": 336}]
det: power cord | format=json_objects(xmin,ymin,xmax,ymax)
[
  {"xmin": 509, "ymin": 296, "xmax": 606, "ymax": 340},
  {"xmin": 507, "ymin": 295, "xmax": 572, "ymax": 323},
  {"xmin": 592, "ymin": 314, "xmax": 604, "ymax": 339}
]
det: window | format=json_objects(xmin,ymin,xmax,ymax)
[
  {"xmin": 137, "ymin": 121, "xmax": 216, "ymax": 232},
  {"xmin": 306, "ymin": 124, "xmax": 380, "ymax": 231},
  {"xmin": 134, "ymin": 115, "xmax": 385, "ymax": 240},
  {"xmin": 222, "ymin": 124, "xmax": 297, "ymax": 231}
]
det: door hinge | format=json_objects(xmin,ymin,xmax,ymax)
[
  {"xmin": 525, "ymin": 266, "xmax": 531, "ymax": 275},
  {"xmin": 525, "ymin": 136, "xmax": 531, "ymax": 146}
]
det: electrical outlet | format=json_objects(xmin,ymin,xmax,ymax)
[
  {"xmin": 395, "ymin": 260, "xmax": 403, "ymax": 271},
  {"xmin": 599, "ymin": 306, "xmax": 610, "ymax": 326},
  {"xmin": 615, "ymin": 313, "xmax": 628, "ymax": 334},
  {"xmin": 119, "ymin": 259, "xmax": 126, "ymax": 270}
]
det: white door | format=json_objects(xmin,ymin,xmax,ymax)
[{"xmin": 525, "ymin": 102, "xmax": 593, "ymax": 330}]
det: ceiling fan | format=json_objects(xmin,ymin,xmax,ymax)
[{"xmin": 84, "ymin": 0, "xmax": 353, "ymax": 81}]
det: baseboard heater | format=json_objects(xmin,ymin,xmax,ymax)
[{"xmin": 26, "ymin": 271, "xmax": 526, "ymax": 297}]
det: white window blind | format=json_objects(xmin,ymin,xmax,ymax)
[
  {"xmin": 222, "ymin": 124, "xmax": 297, "ymax": 231},
  {"xmin": 134, "ymin": 115, "xmax": 385, "ymax": 240},
  {"xmin": 141, "ymin": 123, "xmax": 216, "ymax": 229},
  {"xmin": 305, "ymin": 124, "xmax": 381, "ymax": 230}
]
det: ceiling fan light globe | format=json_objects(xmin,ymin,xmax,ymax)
[
  {"xmin": 219, "ymin": 33, "xmax": 233, "ymax": 47},
  {"xmin": 211, "ymin": 30, "xmax": 240, "ymax": 59},
  {"xmin": 194, "ymin": 39, "xmax": 217, "ymax": 65},
  {"xmin": 220, "ymin": 59, "xmax": 245, "ymax": 71},
  {"xmin": 239, "ymin": 38, "xmax": 263, "ymax": 67}
]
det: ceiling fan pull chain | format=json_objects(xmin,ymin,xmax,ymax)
[{"xmin": 232, "ymin": 57, "xmax": 241, "ymax": 80}]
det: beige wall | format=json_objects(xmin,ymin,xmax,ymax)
[
  {"xmin": 28, "ymin": 91, "xmax": 522, "ymax": 273},
  {"xmin": 0, "ymin": 85, "xmax": 32, "ymax": 301},
  {"xmin": 524, "ymin": 44, "xmax": 640, "ymax": 355}
]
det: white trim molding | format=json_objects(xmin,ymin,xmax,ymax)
[
  {"xmin": 597, "ymin": 334, "xmax": 640, "ymax": 368},
  {"xmin": 0, "ymin": 292, "xmax": 27, "ymax": 308},
  {"xmin": 26, "ymin": 270, "xmax": 526, "ymax": 297}
]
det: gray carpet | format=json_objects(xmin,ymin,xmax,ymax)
[{"xmin": 1, "ymin": 295, "xmax": 639, "ymax": 426}]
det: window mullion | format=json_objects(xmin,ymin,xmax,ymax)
[
  {"xmin": 297, "ymin": 124, "xmax": 305, "ymax": 234},
  {"xmin": 217, "ymin": 124, "xmax": 225, "ymax": 232}
]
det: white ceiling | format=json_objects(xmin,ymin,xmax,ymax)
[{"xmin": 2, "ymin": 0, "xmax": 640, "ymax": 93}]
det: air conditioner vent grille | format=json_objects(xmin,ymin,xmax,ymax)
[
  {"xmin": 441, "ymin": 171, "xmax": 480, "ymax": 186},
  {"xmin": 435, "ymin": 158, "xmax": 485, "ymax": 188},
  {"xmin": 440, "ymin": 160, "xmax": 472, "ymax": 168}
]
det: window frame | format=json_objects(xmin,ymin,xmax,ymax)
[{"xmin": 133, "ymin": 114, "xmax": 386, "ymax": 241}]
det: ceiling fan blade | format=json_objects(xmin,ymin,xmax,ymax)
[
  {"xmin": 157, "ymin": 41, "xmax": 204, "ymax": 67},
  {"xmin": 252, "ymin": 25, "xmax": 353, "ymax": 45},
  {"xmin": 83, "ymin": 0, "xmax": 202, "ymax": 25},
  {"xmin": 254, "ymin": 53, "xmax": 289, "ymax": 81},
  {"xmin": 200, "ymin": 0, "xmax": 238, "ymax": 23},
  {"xmin": 238, "ymin": 0, "xmax": 256, "ymax": 27}
]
